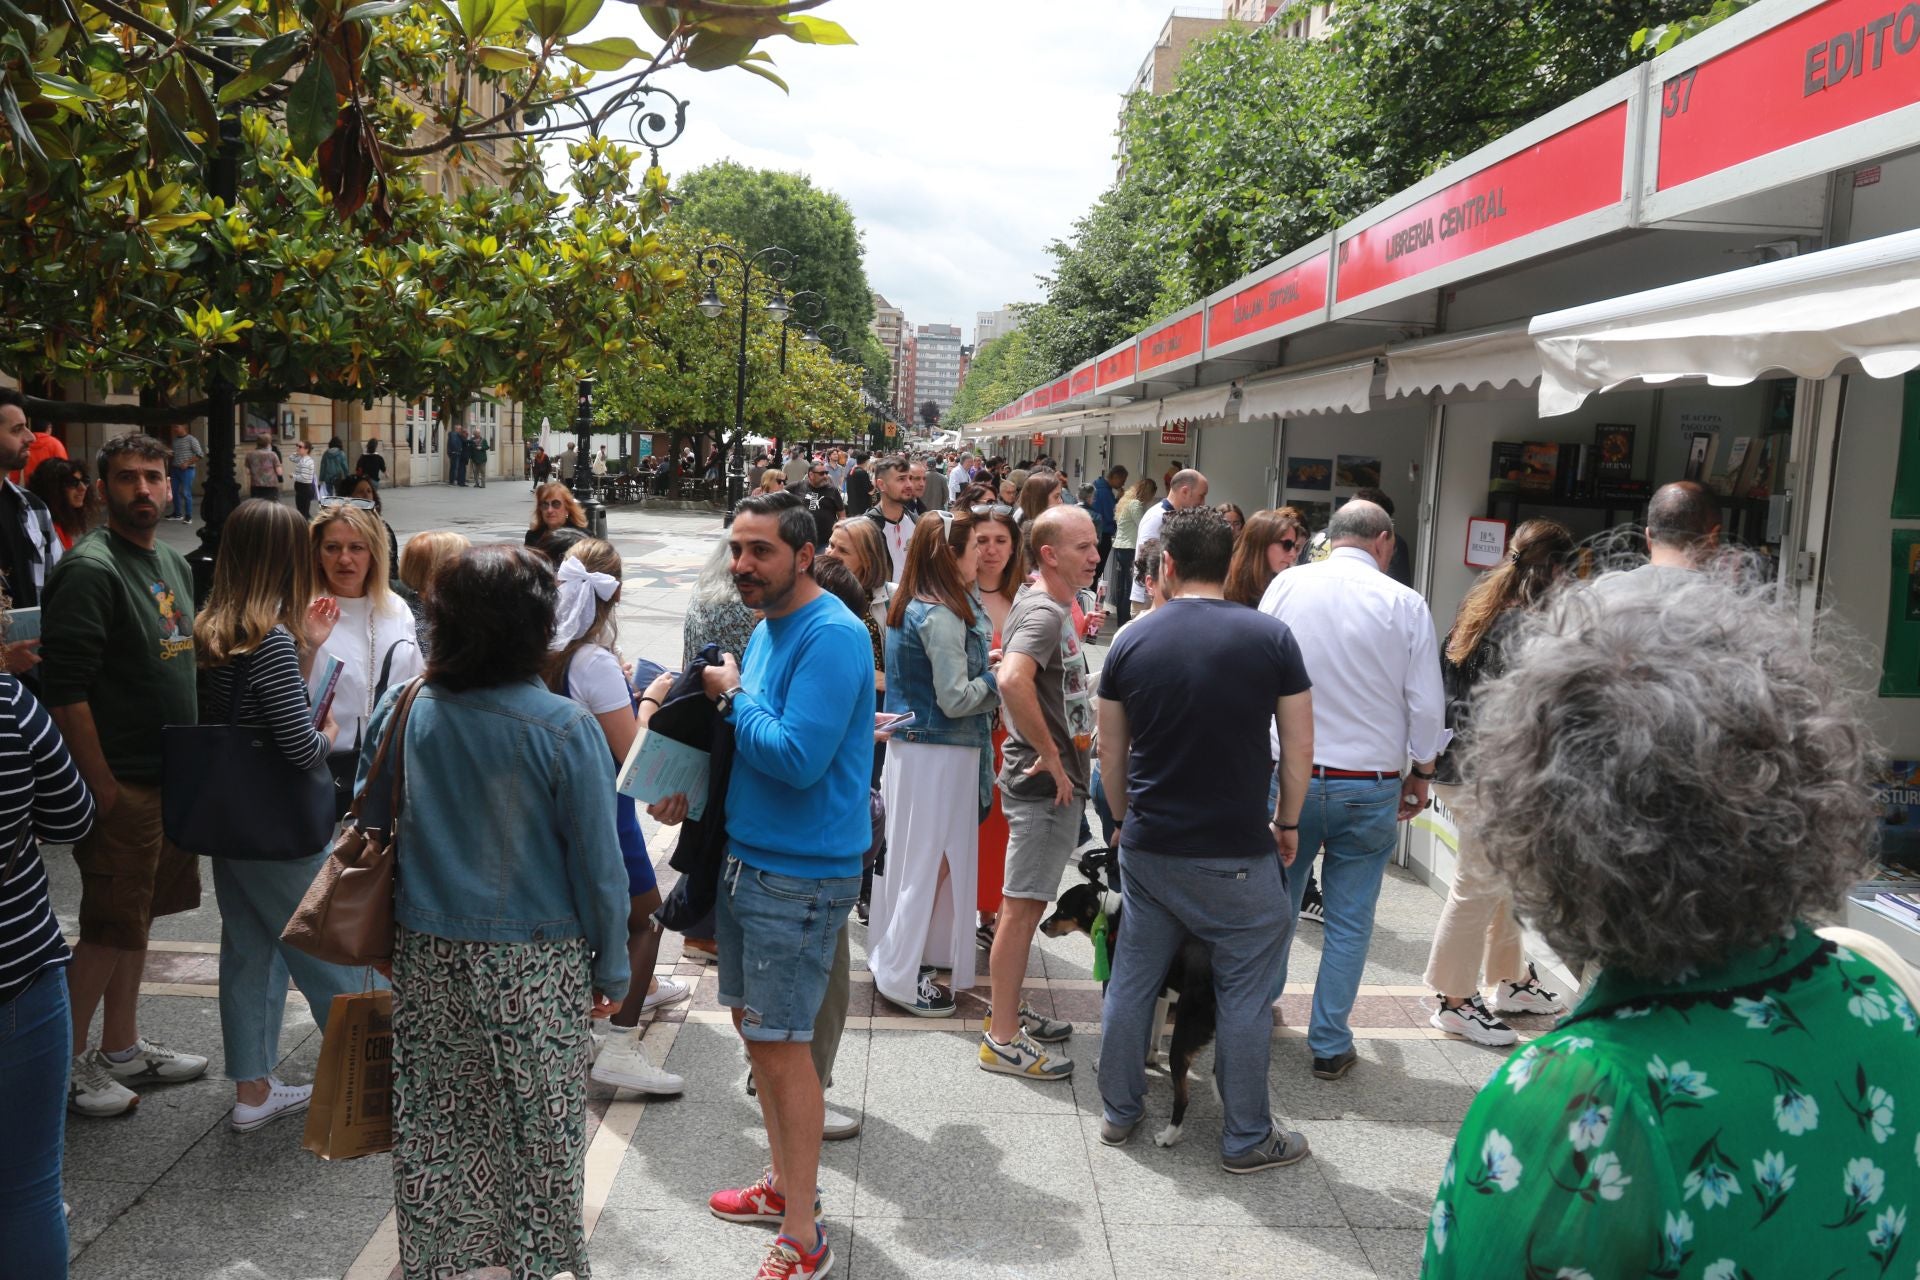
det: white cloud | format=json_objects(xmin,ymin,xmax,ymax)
[{"xmin": 570, "ymin": 0, "xmax": 1173, "ymax": 341}]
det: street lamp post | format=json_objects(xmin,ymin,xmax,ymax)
[
  {"xmin": 571, "ymin": 376, "xmax": 606, "ymax": 536},
  {"xmin": 696, "ymin": 242, "xmax": 795, "ymax": 517},
  {"xmin": 776, "ymin": 289, "xmax": 824, "ymax": 461}
]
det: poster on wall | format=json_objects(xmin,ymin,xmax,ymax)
[
  {"xmin": 1465, "ymin": 517, "xmax": 1509, "ymax": 569},
  {"xmin": 1882, "ymin": 530, "xmax": 1920, "ymax": 698},
  {"xmin": 1335, "ymin": 454, "xmax": 1381, "ymax": 488},
  {"xmin": 1286, "ymin": 457, "xmax": 1332, "ymax": 490},
  {"xmin": 1891, "ymin": 372, "xmax": 1920, "ymax": 518},
  {"xmin": 1288, "ymin": 499, "xmax": 1332, "ymax": 532}
]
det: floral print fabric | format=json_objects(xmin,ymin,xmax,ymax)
[{"xmin": 1424, "ymin": 924, "xmax": 1920, "ymax": 1278}]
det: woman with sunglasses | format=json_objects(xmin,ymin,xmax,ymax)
[
  {"xmin": 969, "ymin": 504, "xmax": 1023, "ymax": 947},
  {"xmin": 1108, "ymin": 477, "xmax": 1156, "ymax": 628},
  {"xmin": 27, "ymin": 458, "xmax": 97, "ymax": 550},
  {"xmin": 1224, "ymin": 507, "xmax": 1309, "ymax": 606},
  {"xmin": 525, "ymin": 481, "xmax": 587, "ymax": 547}
]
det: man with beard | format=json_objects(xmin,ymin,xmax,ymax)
[
  {"xmin": 906, "ymin": 458, "xmax": 934, "ymax": 517},
  {"xmin": 42, "ymin": 432, "xmax": 206, "ymax": 1117},
  {"xmin": 860, "ymin": 456, "xmax": 915, "ymax": 583},
  {"xmin": 787, "ymin": 458, "xmax": 846, "ymax": 551},
  {"xmin": 0, "ymin": 389, "xmax": 61, "ymax": 682},
  {"xmin": 665, "ymin": 490, "xmax": 873, "ymax": 1280}
]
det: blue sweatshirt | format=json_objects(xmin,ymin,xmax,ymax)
[{"xmin": 725, "ymin": 591, "xmax": 876, "ymax": 879}]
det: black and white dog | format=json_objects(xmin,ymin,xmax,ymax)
[{"xmin": 1040, "ymin": 852, "xmax": 1219, "ymax": 1148}]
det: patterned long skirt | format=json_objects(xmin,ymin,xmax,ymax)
[{"xmin": 391, "ymin": 927, "xmax": 594, "ymax": 1280}]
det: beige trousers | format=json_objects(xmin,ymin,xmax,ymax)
[{"xmin": 1421, "ymin": 783, "xmax": 1527, "ymax": 999}]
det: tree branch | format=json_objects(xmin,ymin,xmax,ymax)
[
  {"xmin": 631, "ymin": 0, "xmax": 833, "ymax": 15},
  {"xmin": 87, "ymin": 0, "xmax": 248, "ymax": 79}
]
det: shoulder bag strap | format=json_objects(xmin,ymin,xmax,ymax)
[
  {"xmin": 225, "ymin": 649, "xmax": 255, "ymax": 727},
  {"xmin": 387, "ymin": 678, "xmax": 424, "ymax": 828},
  {"xmin": 347, "ymin": 676, "xmax": 420, "ymax": 825}
]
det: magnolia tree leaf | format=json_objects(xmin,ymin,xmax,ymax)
[
  {"xmin": 559, "ymin": 34, "xmax": 649, "ymax": 70},
  {"xmin": 285, "ymin": 55, "xmax": 338, "ymax": 157}
]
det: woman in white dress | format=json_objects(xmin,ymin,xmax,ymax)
[
  {"xmin": 309, "ymin": 502, "xmax": 423, "ymax": 778},
  {"xmin": 868, "ymin": 512, "xmax": 999, "ymax": 1016}
]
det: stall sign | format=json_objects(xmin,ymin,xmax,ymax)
[
  {"xmin": 1070, "ymin": 363, "xmax": 1097, "ymax": 398},
  {"xmin": 1161, "ymin": 423, "xmax": 1189, "ymax": 446},
  {"xmin": 1095, "ymin": 344, "xmax": 1138, "ymax": 391},
  {"xmin": 1051, "ymin": 376, "xmax": 1072, "ymax": 404},
  {"xmin": 1336, "ymin": 104, "xmax": 1628, "ymax": 305},
  {"xmin": 1137, "ymin": 312, "xmax": 1204, "ymax": 373},
  {"xmin": 1030, "ymin": 433, "xmax": 1046, "ymax": 449},
  {"xmin": 1655, "ymin": 0, "xmax": 1920, "ymax": 192},
  {"xmin": 1206, "ymin": 251, "xmax": 1330, "ymax": 352},
  {"xmin": 1466, "ymin": 517, "xmax": 1510, "ymax": 569}
]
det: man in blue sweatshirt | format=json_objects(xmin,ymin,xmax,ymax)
[{"xmin": 697, "ymin": 489, "xmax": 874, "ymax": 1280}]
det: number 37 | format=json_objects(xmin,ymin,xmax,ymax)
[{"xmin": 1662, "ymin": 68, "xmax": 1699, "ymax": 118}]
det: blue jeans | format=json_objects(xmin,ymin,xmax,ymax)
[
  {"xmin": 171, "ymin": 465, "xmax": 195, "ymax": 519},
  {"xmin": 213, "ymin": 853, "xmax": 378, "ymax": 1080},
  {"xmin": 0, "ymin": 967, "xmax": 70, "ymax": 1277},
  {"xmin": 1089, "ymin": 760, "xmax": 1118, "ymax": 846},
  {"xmin": 715, "ymin": 853, "xmax": 860, "ymax": 1044},
  {"xmin": 1100, "ymin": 846, "xmax": 1290, "ymax": 1159},
  {"xmin": 1267, "ymin": 775, "xmax": 1402, "ymax": 1058}
]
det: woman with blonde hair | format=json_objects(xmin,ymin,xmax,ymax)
[
  {"xmin": 1421, "ymin": 518, "xmax": 1576, "ymax": 1047},
  {"xmin": 397, "ymin": 530, "xmax": 470, "ymax": 660},
  {"xmin": 1224, "ymin": 507, "xmax": 1308, "ymax": 606},
  {"xmin": 869, "ymin": 512, "xmax": 998, "ymax": 1017},
  {"xmin": 1109, "ymin": 477, "xmax": 1156, "ymax": 627},
  {"xmin": 197, "ymin": 499, "xmax": 366, "ymax": 1133},
  {"xmin": 524, "ymin": 481, "xmax": 587, "ymax": 547},
  {"xmin": 754, "ymin": 468, "xmax": 787, "ymax": 496},
  {"xmin": 310, "ymin": 502, "xmax": 422, "ymax": 812},
  {"xmin": 543, "ymin": 539, "xmax": 687, "ymax": 1097}
]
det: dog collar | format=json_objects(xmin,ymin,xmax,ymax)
[{"xmin": 1099, "ymin": 890, "xmax": 1123, "ymax": 918}]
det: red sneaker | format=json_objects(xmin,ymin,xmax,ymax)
[
  {"xmin": 708, "ymin": 1171, "xmax": 823, "ymax": 1224},
  {"xmin": 755, "ymin": 1231, "xmax": 833, "ymax": 1279}
]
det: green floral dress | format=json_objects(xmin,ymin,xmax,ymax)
[{"xmin": 1424, "ymin": 923, "xmax": 1920, "ymax": 1279}]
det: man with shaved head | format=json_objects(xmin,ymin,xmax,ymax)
[
  {"xmin": 1643, "ymin": 479, "xmax": 1721, "ymax": 568},
  {"xmin": 1130, "ymin": 468, "xmax": 1208, "ymax": 615},
  {"xmin": 982, "ymin": 504, "xmax": 1103, "ymax": 1082}
]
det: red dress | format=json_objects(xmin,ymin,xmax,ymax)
[{"xmin": 976, "ymin": 628, "xmax": 1009, "ymax": 913}]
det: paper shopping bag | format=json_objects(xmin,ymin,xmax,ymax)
[{"xmin": 302, "ymin": 990, "xmax": 395, "ymax": 1160}]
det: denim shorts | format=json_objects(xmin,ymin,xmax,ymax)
[{"xmin": 715, "ymin": 852, "xmax": 861, "ymax": 1043}]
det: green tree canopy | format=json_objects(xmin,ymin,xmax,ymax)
[{"xmin": 947, "ymin": 327, "xmax": 1054, "ymax": 428}]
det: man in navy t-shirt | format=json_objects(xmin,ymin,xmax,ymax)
[{"xmin": 1094, "ymin": 506, "xmax": 1315, "ymax": 1175}]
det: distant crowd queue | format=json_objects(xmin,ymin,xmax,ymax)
[{"xmin": 0, "ymin": 384, "xmax": 1916, "ymax": 1280}]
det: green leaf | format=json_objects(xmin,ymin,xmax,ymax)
[
  {"xmin": 683, "ymin": 29, "xmax": 753, "ymax": 71},
  {"xmin": 455, "ymin": 0, "xmax": 491, "ymax": 37},
  {"xmin": 342, "ymin": 0, "xmax": 413, "ymax": 20},
  {"xmin": 32, "ymin": 71, "xmax": 99, "ymax": 102},
  {"xmin": 0, "ymin": 81, "xmax": 47, "ymax": 166},
  {"xmin": 285, "ymin": 55, "xmax": 338, "ymax": 157},
  {"xmin": 774, "ymin": 14, "xmax": 853, "ymax": 45},
  {"xmin": 560, "ymin": 34, "xmax": 649, "ymax": 70},
  {"xmin": 220, "ymin": 43, "xmax": 302, "ymax": 104},
  {"xmin": 638, "ymin": 2, "xmax": 675, "ymax": 41},
  {"xmin": 735, "ymin": 58, "xmax": 787, "ymax": 93},
  {"xmin": 525, "ymin": 0, "xmax": 599, "ymax": 40},
  {"xmin": 143, "ymin": 88, "xmax": 198, "ymax": 162},
  {"xmin": 476, "ymin": 44, "xmax": 531, "ymax": 70}
]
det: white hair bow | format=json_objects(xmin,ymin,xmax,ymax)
[{"xmin": 550, "ymin": 556, "xmax": 620, "ymax": 650}]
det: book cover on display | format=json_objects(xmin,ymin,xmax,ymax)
[
  {"xmin": 1877, "ymin": 760, "xmax": 1920, "ymax": 868},
  {"xmin": 1593, "ymin": 424, "xmax": 1634, "ymax": 480}
]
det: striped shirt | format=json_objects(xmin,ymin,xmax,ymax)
[
  {"xmin": 198, "ymin": 627, "xmax": 330, "ymax": 771},
  {"xmin": 0, "ymin": 673, "xmax": 96, "ymax": 1005}
]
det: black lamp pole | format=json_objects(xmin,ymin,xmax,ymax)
[
  {"xmin": 696, "ymin": 243, "xmax": 795, "ymax": 518},
  {"xmin": 570, "ymin": 375, "xmax": 602, "ymax": 534},
  {"xmin": 776, "ymin": 289, "xmax": 823, "ymax": 462}
]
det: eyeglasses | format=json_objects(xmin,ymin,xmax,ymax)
[
  {"xmin": 1277, "ymin": 538, "xmax": 1297, "ymax": 552},
  {"xmin": 970, "ymin": 504, "xmax": 1015, "ymax": 517},
  {"xmin": 65, "ymin": 475, "xmax": 88, "ymax": 487},
  {"xmin": 318, "ymin": 497, "xmax": 376, "ymax": 511}
]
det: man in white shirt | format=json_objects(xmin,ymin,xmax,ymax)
[
  {"xmin": 947, "ymin": 453, "xmax": 973, "ymax": 500},
  {"xmin": 1130, "ymin": 468, "xmax": 1208, "ymax": 610},
  {"xmin": 861, "ymin": 456, "xmax": 915, "ymax": 582},
  {"xmin": 1258, "ymin": 498, "xmax": 1447, "ymax": 1082}
]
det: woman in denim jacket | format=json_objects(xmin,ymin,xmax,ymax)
[
  {"xmin": 868, "ymin": 511, "xmax": 999, "ymax": 1018},
  {"xmin": 363, "ymin": 546, "xmax": 629, "ymax": 1280}
]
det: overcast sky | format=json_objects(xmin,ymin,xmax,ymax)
[{"xmin": 574, "ymin": 0, "xmax": 1174, "ymax": 343}]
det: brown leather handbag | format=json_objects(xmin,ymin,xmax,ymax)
[{"xmin": 282, "ymin": 679, "xmax": 423, "ymax": 967}]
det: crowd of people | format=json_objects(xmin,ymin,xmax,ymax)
[{"xmin": 0, "ymin": 385, "xmax": 1915, "ymax": 1280}]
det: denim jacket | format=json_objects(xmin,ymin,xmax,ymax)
[
  {"xmin": 357, "ymin": 678, "xmax": 632, "ymax": 1000},
  {"xmin": 883, "ymin": 596, "xmax": 998, "ymax": 809}
]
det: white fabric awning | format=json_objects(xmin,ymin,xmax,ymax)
[
  {"xmin": 1384, "ymin": 324, "xmax": 1540, "ymax": 399},
  {"xmin": 1109, "ymin": 400, "xmax": 1161, "ymax": 436},
  {"xmin": 1156, "ymin": 382, "xmax": 1238, "ymax": 426},
  {"xmin": 1240, "ymin": 359, "xmax": 1375, "ymax": 420},
  {"xmin": 1531, "ymin": 226, "xmax": 1920, "ymax": 416},
  {"xmin": 1060, "ymin": 414, "xmax": 1111, "ymax": 438}
]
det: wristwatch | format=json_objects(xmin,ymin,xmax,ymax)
[
  {"xmin": 714, "ymin": 688, "xmax": 736, "ymax": 719},
  {"xmin": 1410, "ymin": 765, "xmax": 1436, "ymax": 781}
]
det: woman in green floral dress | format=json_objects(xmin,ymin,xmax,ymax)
[{"xmin": 1424, "ymin": 567, "xmax": 1920, "ymax": 1278}]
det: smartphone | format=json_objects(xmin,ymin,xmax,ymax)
[{"xmin": 875, "ymin": 711, "xmax": 916, "ymax": 732}]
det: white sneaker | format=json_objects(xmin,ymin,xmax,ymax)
[
  {"xmin": 69, "ymin": 1054, "xmax": 139, "ymax": 1117},
  {"xmin": 1429, "ymin": 995, "xmax": 1517, "ymax": 1047},
  {"xmin": 590, "ymin": 1027, "xmax": 685, "ymax": 1096},
  {"xmin": 642, "ymin": 977, "xmax": 691, "ymax": 1012},
  {"xmin": 231, "ymin": 1078, "xmax": 313, "ymax": 1132},
  {"xmin": 100, "ymin": 1037, "xmax": 209, "ymax": 1084},
  {"xmin": 1492, "ymin": 964, "xmax": 1567, "ymax": 1016},
  {"xmin": 822, "ymin": 1106, "xmax": 862, "ymax": 1141}
]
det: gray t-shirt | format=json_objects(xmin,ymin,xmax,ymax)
[{"xmin": 997, "ymin": 584, "xmax": 1093, "ymax": 800}]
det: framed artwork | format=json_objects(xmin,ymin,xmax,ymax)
[
  {"xmin": 1286, "ymin": 457, "xmax": 1333, "ymax": 490},
  {"xmin": 1288, "ymin": 499, "xmax": 1332, "ymax": 532},
  {"xmin": 1335, "ymin": 454, "xmax": 1381, "ymax": 488}
]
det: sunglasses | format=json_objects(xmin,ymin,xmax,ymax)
[
  {"xmin": 970, "ymin": 504, "xmax": 1015, "ymax": 517},
  {"xmin": 1277, "ymin": 538, "xmax": 1298, "ymax": 552},
  {"xmin": 318, "ymin": 497, "xmax": 376, "ymax": 510}
]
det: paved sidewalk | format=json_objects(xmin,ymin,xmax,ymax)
[{"xmin": 53, "ymin": 483, "xmax": 1547, "ymax": 1278}]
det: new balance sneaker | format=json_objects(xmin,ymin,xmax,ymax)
[
  {"xmin": 1222, "ymin": 1127, "xmax": 1311, "ymax": 1175},
  {"xmin": 978, "ymin": 1028, "xmax": 1073, "ymax": 1080},
  {"xmin": 709, "ymin": 1171, "xmax": 823, "ymax": 1224},
  {"xmin": 68, "ymin": 1054, "xmax": 138, "ymax": 1117},
  {"xmin": 1298, "ymin": 874, "xmax": 1325, "ymax": 925},
  {"xmin": 643, "ymin": 977, "xmax": 692, "ymax": 1012},
  {"xmin": 230, "ymin": 1077, "xmax": 313, "ymax": 1133},
  {"xmin": 755, "ymin": 1230, "xmax": 833, "ymax": 1279},
  {"xmin": 1492, "ymin": 963, "xmax": 1566, "ymax": 1016},
  {"xmin": 591, "ymin": 1027, "xmax": 685, "ymax": 1096},
  {"xmin": 1429, "ymin": 994, "xmax": 1518, "ymax": 1048},
  {"xmin": 983, "ymin": 1002, "xmax": 1072, "ymax": 1044},
  {"xmin": 100, "ymin": 1037, "xmax": 208, "ymax": 1084},
  {"xmin": 821, "ymin": 1106, "xmax": 862, "ymax": 1141},
  {"xmin": 879, "ymin": 970, "xmax": 955, "ymax": 1018},
  {"xmin": 682, "ymin": 937, "xmax": 718, "ymax": 965}
]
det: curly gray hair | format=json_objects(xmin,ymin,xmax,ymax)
[{"xmin": 1463, "ymin": 567, "xmax": 1879, "ymax": 980}]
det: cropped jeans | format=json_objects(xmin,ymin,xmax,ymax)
[
  {"xmin": 1267, "ymin": 774, "xmax": 1402, "ymax": 1058},
  {"xmin": 213, "ymin": 852, "xmax": 378, "ymax": 1080},
  {"xmin": 0, "ymin": 967, "xmax": 71, "ymax": 1278}
]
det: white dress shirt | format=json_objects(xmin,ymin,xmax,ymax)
[
  {"xmin": 1258, "ymin": 546, "xmax": 1449, "ymax": 770},
  {"xmin": 1130, "ymin": 499, "xmax": 1173, "ymax": 603}
]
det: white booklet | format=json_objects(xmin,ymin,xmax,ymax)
[{"xmin": 617, "ymin": 727, "xmax": 709, "ymax": 821}]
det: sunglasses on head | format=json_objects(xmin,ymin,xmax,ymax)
[
  {"xmin": 318, "ymin": 497, "xmax": 376, "ymax": 510},
  {"xmin": 970, "ymin": 503, "xmax": 1015, "ymax": 517}
]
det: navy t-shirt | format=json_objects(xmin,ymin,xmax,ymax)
[{"xmin": 1097, "ymin": 597, "xmax": 1311, "ymax": 858}]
